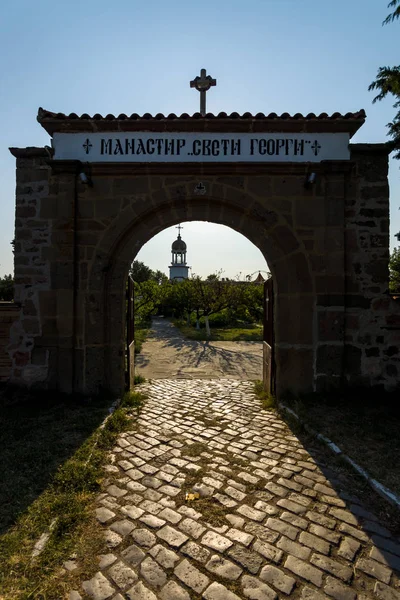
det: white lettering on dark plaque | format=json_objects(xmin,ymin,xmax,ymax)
[{"xmin": 53, "ymin": 132, "xmax": 350, "ymax": 162}]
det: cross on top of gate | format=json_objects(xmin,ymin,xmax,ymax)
[{"xmin": 190, "ymin": 68, "xmax": 217, "ymax": 117}]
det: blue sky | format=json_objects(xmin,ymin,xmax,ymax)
[{"xmin": 0, "ymin": 0, "xmax": 399, "ymax": 278}]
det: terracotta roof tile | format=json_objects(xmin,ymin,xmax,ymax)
[{"xmin": 37, "ymin": 107, "xmax": 366, "ymax": 136}]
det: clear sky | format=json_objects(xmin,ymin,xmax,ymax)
[{"xmin": 0, "ymin": 0, "xmax": 399, "ymax": 277}]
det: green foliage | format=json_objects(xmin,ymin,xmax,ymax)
[
  {"xmin": 383, "ymin": 0, "xmax": 400, "ymax": 24},
  {"xmin": 0, "ymin": 274, "xmax": 14, "ymax": 301},
  {"xmin": 133, "ymin": 373, "xmax": 146, "ymax": 384},
  {"xmin": 389, "ymin": 247, "xmax": 400, "ymax": 293},
  {"xmin": 175, "ymin": 322, "xmax": 262, "ymax": 342},
  {"xmin": 254, "ymin": 380, "xmax": 276, "ymax": 410},
  {"xmin": 369, "ymin": 2, "xmax": 400, "ymax": 159},
  {"xmin": 121, "ymin": 390, "xmax": 146, "ymax": 409},
  {"xmin": 129, "ymin": 262, "xmax": 266, "ymax": 339},
  {"xmin": 165, "ymin": 276, "xmax": 265, "ymax": 337},
  {"xmin": 130, "ymin": 260, "xmax": 168, "ymax": 284}
]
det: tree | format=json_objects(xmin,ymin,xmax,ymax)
[
  {"xmin": 389, "ymin": 247, "xmax": 400, "ymax": 294},
  {"xmin": 134, "ymin": 280, "xmax": 162, "ymax": 321},
  {"xmin": 383, "ymin": 0, "xmax": 400, "ymax": 24},
  {"xmin": 0, "ymin": 274, "xmax": 14, "ymax": 301},
  {"xmin": 130, "ymin": 260, "xmax": 154, "ymax": 283},
  {"xmin": 190, "ymin": 276, "xmax": 250, "ymax": 337},
  {"xmin": 130, "ymin": 260, "xmax": 168, "ymax": 284},
  {"xmin": 369, "ymin": 1, "xmax": 400, "ymax": 160}
]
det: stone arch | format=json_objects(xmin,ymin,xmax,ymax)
[{"xmin": 84, "ymin": 191, "xmax": 314, "ymax": 397}]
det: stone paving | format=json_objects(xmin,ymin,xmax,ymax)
[
  {"xmin": 74, "ymin": 380, "xmax": 400, "ymax": 600},
  {"xmin": 135, "ymin": 318, "xmax": 262, "ymax": 380}
]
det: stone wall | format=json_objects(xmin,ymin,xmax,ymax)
[
  {"xmin": 8, "ymin": 145, "xmax": 400, "ymax": 397},
  {"xmin": 0, "ymin": 303, "xmax": 20, "ymax": 381},
  {"xmin": 343, "ymin": 145, "xmax": 400, "ymax": 390},
  {"xmin": 9, "ymin": 149, "xmax": 53, "ymax": 387}
]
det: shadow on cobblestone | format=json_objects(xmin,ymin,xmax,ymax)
[{"xmin": 75, "ymin": 379, "xmax": 400, "ymax": 600}]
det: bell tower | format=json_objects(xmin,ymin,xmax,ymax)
[{"xmin": 169, "ymin": 225, "xmax": 190, "ymax": 281}]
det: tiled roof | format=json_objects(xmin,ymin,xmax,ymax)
[{"xmin": 37, "ymin": 107, "xmax": 366, "ymax": 136}]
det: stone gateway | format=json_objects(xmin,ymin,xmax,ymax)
[{"xmin": 7, "ymin": 107, "xmax": 400, "ymax": 396}]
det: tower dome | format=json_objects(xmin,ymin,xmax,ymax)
[
  {"xmin": 172, "ymin": 235, "xmax": 187, "ymax": 251},
  {"xmin": 169, "ymin": 225, "xmax": 190, "ymax": 281}
]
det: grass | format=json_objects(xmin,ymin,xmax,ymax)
[
  {"xmin": 282, "ymin": 388, "xmax": 400, "ymax": 497},
  {"xmin": 133, "ymin": 373, "xmax": 146, "ymax": 385},
  {"xmin": 0, "ymin": 386, "xmax": 146, "ymax": 600},
  {"xmin": 134, "ymin": 319, "xmax": 151, "ymax": 354},
  {"xmin": 254, "ymin": 380, "xmax": 276, "ymax": 410},
  {"xmin": 175, "ymin": 321, "xmax": 263, "ymax": 342}
]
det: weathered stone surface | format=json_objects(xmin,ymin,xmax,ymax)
[
  {"xmin": 206, "ymin": 554, "xmax": 243, "ymax": 580},
  {"xmin": 149, "ymin": 544, "xmax": 180, "ymax": 568},
  {"xmin": 253, "ymin": 540, "xmax": 283, "ymax": 564},
  {"xmin": 374, "ymin": 582, "xmax": 400, "ymax": 600},
  {"xmin": 337, "ymin": 537, "xmax": 360, "ymax": 561},
  {"xmin": 202, "ymin": 530, "xmax": 233, "ymax": 552},
  {"xmin": 226, "ymin": 527, "xmax": 254, "ymax": 546},
  {"xmin": 131, "ymin": 528, "xmax": 156, "ymax": 549},
  {"xmin": 121, "ymin": 543, "xmax": 145, "ymax": 566},
  {"xmin": 159, "ymin": 580, "xmax": 191, "ymax": 600},
  {"xmin": 174, "ymin": 558, "xmax": 210, "ymax": 593},
  {"xmin": 286, "ymin": 555, "xmax": 323, "ymax": 587},
  {"xmin": 126, "ymin": 581, "xmax": 158, "ymax": 600},
  {"xmin": 228, "ymin": 545, "xmax": 264, "ymax": 574},
  {"xmin": 82, "ymin": 572, "xmax": 115, "ymax": 600},
  {"xmin": 140, "ymin": 556, "xmax": 167, "ymax": 588},
  {"xmin": 260, "ymin": 565, "xmax": 296, "ymax": 594},
  {"xmin": 181, "ymin": 540, "xmax": 211, "ymax": 564},
  {"xmin": 324, "ymin": 576, "xmax": 356, "ymax": 600},
  {"xmin": 310, "ymin": 555, "xmax": 352, "ymax": 583},
  {"xmin": 95, "ymin": 508, "xmax": 115, "ymax": 524},
  {"xmin": 203, "ymin": 581, "xmax": 242, "ymax": 600},
  {"xmin": 302, "ymin": 586, "xmax": 330, "ymax": 600},
  {"xmin": 109, "ymin": 519, "xmax": 135, "ymax": 536},
  {"xmin": 157, "ymin": 525, "xmax": 188, "ymax": 548},
  {"xmin": 356, "ymin": 557, "xmax": 392, "ymax": 584},
  {"xmin": 98, "ymin": 554, "xmax": 117, "ymax": 569},
  {"xmin": 108, "ymin": 561, "xmax": 137, "ymax": 589},
  {"xmin": 242, "ymin": 574, "xmax": 277, "ymax": 600}
]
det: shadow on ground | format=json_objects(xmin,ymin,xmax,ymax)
[
  {"xmin": 279, "ymin": 407, "xmax": 400, "ymax": 576},
  {"xmin": 135, "ymin": 317, "xmax": 262, "ymax": 378},
  {"xmin": 0, "ymin": 386, "xmax": 112, "ymax": 535}
]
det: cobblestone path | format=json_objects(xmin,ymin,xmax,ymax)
[
  {"xmin": 135, "ymin": 318, "xmax": 262, "ymax": 380},
  {"xmin": 78, "ymin": 380, "xmax": 400, "ymax": 600}
]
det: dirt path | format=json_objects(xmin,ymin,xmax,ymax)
[{"xmin": 135, "ymin": 318, "xmax": 263, "ymax": 381}]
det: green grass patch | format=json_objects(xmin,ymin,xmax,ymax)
[
  {"xmin": 133, "ymin": 373, "xmax": 146, "ymax": 385},
  {"xmin": 175, "ymin": 322, "xmax": 263, "ymax": 342},
  {"xmin": 0, "ymin": 387, "xmax": 146, "ymax": 599},
  {"xmin": 134, "ymin": 319, "xmax": 151, "ymax": 354},
  {"xmin": 121, "ymin": 389, "xmax": 145, "ymax": 412},
  {"xmin": 283, "ymin": 388, "xmax": 400, "ymax": 497},
  {"xmin": 254, "ymin": 380, "xmax": 276, "ymax": 410}
]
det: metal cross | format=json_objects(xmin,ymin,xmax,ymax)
[
  {"xmin": 190, "ymin": 68, "xmax": 216, "ymax": 116},
  {"xmin": 176, "ymin": 224, "xmax": 183, "ymax": 236}
]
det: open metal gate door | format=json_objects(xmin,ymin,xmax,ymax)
[
  {"xmin": 263, "ymin": 278, "xmax": 275, "ymax": 394},
  {"xmin": 126, "ymin": 276, "xmax": 135, "ymax": 390}
]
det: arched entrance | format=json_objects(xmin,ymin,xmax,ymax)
[
  {"xmin": 87, "ymin": 193, "xmax": 313, "ymax": 397},
  {"xmin": 9, "ymin": 108, "xmax": 397, "ymax": 395}
]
